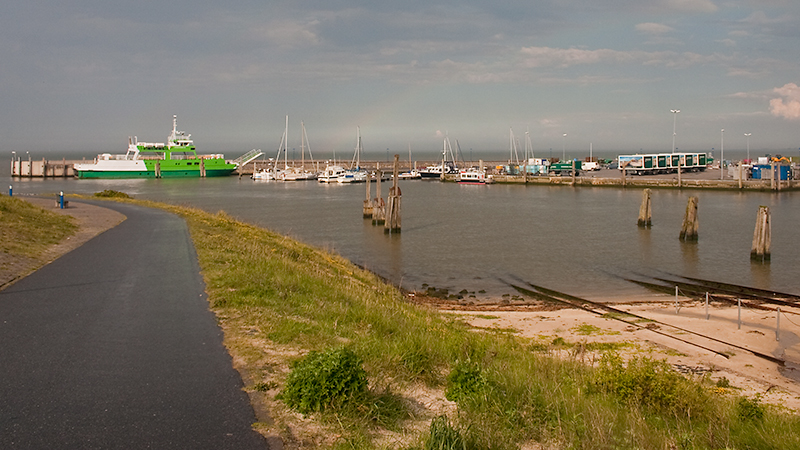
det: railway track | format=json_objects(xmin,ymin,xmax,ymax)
[
  {"xmin": 506, "ymin": 279, "xmax": 787, "ymax": 366},
  {"xmin": 627, "ymin": 273, "xmax": 800, "ymax": 314}
]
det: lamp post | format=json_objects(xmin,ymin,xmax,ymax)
[
  {"xmin": 744, "ymin": 133, "xmax": 751, "ymax": 162},
  {"xmin": 671, "ymin": 109, "xmax": 680, "ymax": 153},
  {"xmin": 562, "ymin": 133, "xmax": 567, "ymax": 161},
  {"xmin": 720, "ymin": 129, "xmax": 724, "ymax": 180}
]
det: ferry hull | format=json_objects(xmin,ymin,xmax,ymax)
[
  {"xmin": 74, "ymin": 159, "xmax": 236, "ymax": 179},
  {"xmin": 75, "ymin": 168, "xmax": 236, "ymax": 179}
]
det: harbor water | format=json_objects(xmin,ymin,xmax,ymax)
[{"xmin": 6, "ymin": 174, "xmax": 800, "ymax": 302}]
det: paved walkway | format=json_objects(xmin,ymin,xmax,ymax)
[{"xmin": 0, "ymin": 200, "xmax": 269, "ymax": 449}]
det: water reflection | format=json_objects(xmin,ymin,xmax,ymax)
[{"xmin": 750, "ymin": 260, "xmax": 772, "ymax": 289}]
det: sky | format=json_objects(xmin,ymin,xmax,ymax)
[{"xmin": 2, "ymin": 0, "xmax": 800, "ymax": 161}]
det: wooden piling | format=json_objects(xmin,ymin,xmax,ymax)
[
  {"xmin": 637, "ymin": 189, "xmax": 652, "ymax": 228},
  {"xmin": 750, "ymin": 206, "xmax": 771, "ymax": 263},
  {"xmin": 385, "ymin": 154, "xmax": 401, "ymax": 233},
  {"xmin": 679, "ymin": 196, "xmax": 698, "ymax": 242},
  {"xmin": 363, "ymin": 173, "xmax": 373, "ymax": 218},
  {"xmin": 372, "ymin": 163, "xmax": 385, "ymax": 225},
  {"xmin": 571, "ymin": 160, "xmax": 576, "ymax": 186}
]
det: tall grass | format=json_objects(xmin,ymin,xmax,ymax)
[
  {"xmin": 133, "ymin": 200, "xmax": 800, "ymax": 450},
  {"xmin": 0, "ymin": 194, "xmax": 77, "ymax": 259}
]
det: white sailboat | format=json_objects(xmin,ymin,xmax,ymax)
[
  {"xmin": 337, "ymin": 127, "xmax": 368, "ymax": 183},
  {"xmin": 279, "ymin": 121, "xmax": 318, "ymax": 181},
  {"xmin": 397, "ymin": 144, "xmax": 421, "ymax": 179}
]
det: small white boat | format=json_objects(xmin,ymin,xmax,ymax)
[
  {"xmin": 278, "ymin": 167, "xmax": 318, "ymax": 181},
  {"xmin": 458, "ymin": 168, "xmax": 487, "ymax": 184},
  {"xmin": 397, "ymin": 169, "xmax": 421, "ymax": 179},
  {"xmin": 252, "ymin": 168, "xmax": 276, "ymax": 180},
  {"xmin": 318, "ymin": 164, "xmax": 346, "ymax": 183},
  {"xmin": 337, "ymin": 170, "xmax": 368, "ymax": 183}
]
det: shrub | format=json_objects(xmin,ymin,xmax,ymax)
[
  {"xmin": 588, "ymin": 353, "xmax": 711, "ymax": 418},
  {"xmin": 280, "ymin": 347, "xmax": 367, "ymax": 413},
  {"xmin": 736, "ymin": 395, "xmax": 765, "ymax": 423},
  {"xmin": 94, "ymin": 189, "xmax": 131, "ymax": 198},
  {"xmin": 445, "ymin": 359, "xmax": 486, "ymax": 403}
]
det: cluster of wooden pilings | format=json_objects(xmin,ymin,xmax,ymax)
[
  {"xmin": 364, "ymin": 155, "xmax": 401, "ymax": 233},
  {"xmin": 637, "ymin": 190, "xmax": 771, "ymax": 263}
]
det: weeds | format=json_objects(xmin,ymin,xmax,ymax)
[
  {"xmin": 423, "ymin": 416, "xmax": 471, "ymax": 450},
  {"xmin": 445, "ymin": 359, "xmax": 486, "ymax": 403},
  {"xmin": 93, "ymin": 189, "xmax": 131, "ymax": 198},
  {"xmin": 279, "ymin": 347, "xmax": 367, "ymax": 414}
]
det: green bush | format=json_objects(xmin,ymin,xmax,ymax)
[
  {"xmin": 280, "ymin": 347, "xmax": 367, "ymax": 413},
  {"xmin": 588, "ymin": 353, "xmax": 711, "ymax": 418},
  {"xmin": 94, "ymin": 189, "xmax": 131, "ymax": 198},
  {"xmin": 445, "ymin": 359, "xmax": 486, "ymax": 403},
  {"xmin": 736, "ymin": 395, "xmax": 765, "ymax": 423}
]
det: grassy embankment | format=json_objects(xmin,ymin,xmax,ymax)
[
  {"xmin": 139, "ymin": 198, "xmax": 798, "ymax": 450},
  {"xmin": 0, "ymin": 195, "xmax": 77, "ymax": 284}
]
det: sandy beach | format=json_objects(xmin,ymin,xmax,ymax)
[{"xmin": 441, "ymin": 295, "xmax": 800, "ymax": 411}]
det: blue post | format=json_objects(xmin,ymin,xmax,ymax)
[
  {"xmin": 59, "ymin": 191, "xmax": 64, "ymax": 209},
  {"xmin": 8, "ymin": 185, "xmax": 12, "ymax": 197}
]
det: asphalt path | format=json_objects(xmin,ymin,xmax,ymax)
[{"xmin": 0, "ymin": 201, "xmax": 269, "ymax": 449}]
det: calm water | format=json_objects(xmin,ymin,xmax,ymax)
[{"xmin": 7, "ymin": 174, "xmax": 799, "ymax": 301}]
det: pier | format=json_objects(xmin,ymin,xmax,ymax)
[
  {"xmin": 12, "ymin": 156, "xmax": 799, "ymax": 191},
  {"xmin": 10, "ymin": 158, "xmax": 78, "ymax": 178}
]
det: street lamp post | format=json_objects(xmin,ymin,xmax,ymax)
[
  {"xmin": 671, "ymin": 109, "xmax": 680, "ymax": 153},
  {"xmin": 562, "ymin": 133, "xmax": 567, "ymax": 161},
  {"xmin": 720, "ymin": 129, "xmax": 724, "ymax": 180},
  {"xmin": 744, "ymin": 133, "xmax": 751, "ymax": 162}
]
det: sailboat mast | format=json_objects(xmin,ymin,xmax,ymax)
[
  {"xmin": 284, "ymin": 115, "xmax": 289, "ymax": 170},
  {"xmin": 300, "ymin": 121, "xmax": 305, "ymax": 170},
  {"xmin": 509, "ymin": 127, "xmax": 513, "ymax": 165}
]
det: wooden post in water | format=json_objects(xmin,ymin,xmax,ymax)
[
  {"xmin": 372, "ymin": 162, "xmax": 385, "ymax": 225},
  {"xmin": 200, "ymin": 158, "xmax": 206, "ymax": 177},
  {"xmin": 679, "ymin": 196, "xmax": 698, "ymax": 242},
  {"xmin": 677, "ymin": 157, "xmax": 682, "ymax": 188},
  {"xmin": 523, "ymin": 160, "xmax": 528, "ymax": 184},
  {"xmin": 571, "ymin": 160, "xmax": 576, "ymax": 186},
  {"xmin": 750, "ymin": 206, "xmax": 771, "ymax": 263},
  {"xmin": 637, "ymin": 189, "xmax": 652, "ymax": 228},
  {"xmin": 385, "ymin": 154, "xmax": 401, "ymax": 234},
  {"xmin": 155, "ymin": 161, "xmax": 161, "ymax": 178},
  {"xmin": 363, "ymin": 172, "xmax": 373, "ymax": 218},
  {"xmin": 738, "ymin": 163, "xmax": 743, "ymax": 189}
]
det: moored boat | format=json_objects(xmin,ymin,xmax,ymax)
[
  {"xmin": 73, "ymin": 116, "xmax": 254, "ymax": 179},
  {"xmin": 458, "ymin": 168, "xmax": 487, "ymax": 184},
  {"xmin": 318, "ymin": 164, "xmax": 346, "ymax": 183},
  {"xmin": 397, "ymin": 169, "xmax": 421, "ymax": 179}
]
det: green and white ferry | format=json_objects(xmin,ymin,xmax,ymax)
[{"xmin": 74, "ymin": 116, "xmax": 261, "ymax": 179}]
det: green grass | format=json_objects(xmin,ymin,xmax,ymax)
[
  {"xmin": 101, "ymin": 197, "xmax": 800, "ymax": 450},
  {"xmin": 0, "ymin": 194, "xmax": 77, "ymax": 259}
]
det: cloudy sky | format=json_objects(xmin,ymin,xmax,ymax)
[{"xmin": 2, "ymin": 1, "xmax": 799, "ymax": 160}]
